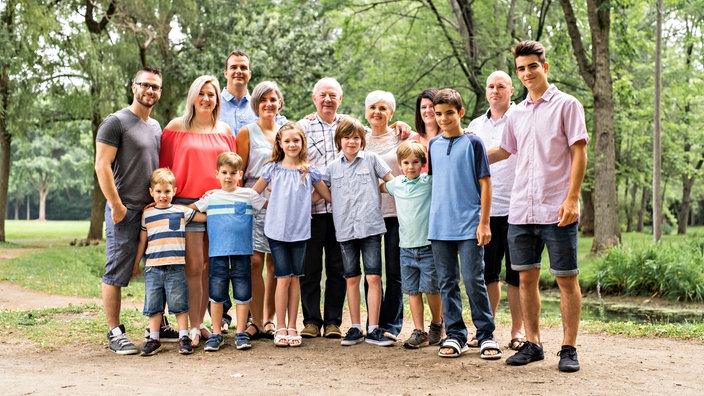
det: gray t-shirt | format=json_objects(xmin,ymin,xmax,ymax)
[{"xmin": 96, "ymin": 108, "xmax": 161, "ymax": 210}]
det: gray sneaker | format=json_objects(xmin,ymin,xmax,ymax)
[
  {"xmin": 428, "ymin": 321, "xmax": 443, "ymax": 346},
  {"xmin": 403, "ymin": 328, "xmax": 429, "ymax": 349},
  {"xmin": 107, "ymin": 324, "xmax": 139, "ymax": 355}
]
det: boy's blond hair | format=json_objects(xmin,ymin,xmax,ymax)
[
  {"xmin": 334, "ymin": 116, "xmax": 366, "ymax": 152},
  {"xmin": 216, "ymin": 151, "xmax": 243, "ymax": 171},
  {"xmin": 396, "ymin": 140, "xmax": 427, "ymax": 165},
  {"xmin": 150, "ymin": 167, "xmax": 176, "ymax": 188}
]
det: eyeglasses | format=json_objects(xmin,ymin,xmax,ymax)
[{"xmin": 133, "ymin": 81, "xmax": 162, "ymax": 92}]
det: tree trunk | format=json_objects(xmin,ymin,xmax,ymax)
[
  {"xmin": 677, "ymin": 173, "xmax": 695, "ymax": 235},
  {"xmin": 37, "ymin": 184, "xmax": 48, "ymax": 221},
  {"xmin": 626, "ymin": 183, "xmax": 638, "ymax": 232},
  {"xmin": 580, "ymin": 189, "xmax": 594, "ymax": 237},
  {"xmin": 637, "ymin": 187, "xmax": 649, "ymax": 233},
  {"xmin": 559, "ymin": 0, "xmax": 621, "ymax": 253},
  {"xmin": 87, "ymin": 84, "xmax": 106, "ymax": 241}
]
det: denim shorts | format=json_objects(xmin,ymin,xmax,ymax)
[
  {"xmin": 172, "ymin": 197, "xmax": 205, "ymax": 232},
  {"xmin": 103, "ymin": 204, "xmax": 142, "ymax": 287},
  {"xmin": 143, "ymin": 265, "xmax": 189, "ymax": 316},
  {"xmin": 508, "ymin": 223, "xmax": 579, "ymax": 277},
  {"xmin": 339, "ymin": 235, "xmax": 382, "ymax": 278},
  {"xmin": 252, "ymin": 209, "xmax": 271, "ymax": 253},
  {"xmin": 209, "ymin": 255, "xmax": 252, "ymax": 304},
  {"xmin": 268, "ymin": 238, "xmax": 307, "ymax": 278},
  {"xmin": 400, "ymin": 245, "xmax": 439, "ymax": 295}
]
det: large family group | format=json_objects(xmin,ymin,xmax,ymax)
[{"xmin": 95, "ymin": 40, "xmax": 587, "ymax": 373}]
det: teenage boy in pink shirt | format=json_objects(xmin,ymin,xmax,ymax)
[{"xmin": 488, "ymin": 40, "xmax": 588, "ymax": 372}]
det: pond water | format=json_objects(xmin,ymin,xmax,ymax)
[{"xmin": 515, "ymin": 295, "xmax": 704, "ymax": 324}]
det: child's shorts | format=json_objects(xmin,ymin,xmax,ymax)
[
  {"xmin": 209, "ymin": 255, "xmax": 252, "ymax": 304},
  {"xmin": 143, "ymin": 264, "xmax": 189, "ymax": 316},
  {"xmin": 339, "ymin": 235, "xmax": 382, "ymax": 278},
  {"xmin": 268, "ymin": 238, "xmax": 306, "ymax": 278},
  {"xmin": 400, "ymin": 245, "xmax": 440, "ymax": 295},
  {"xmin": 508, "ymin": 222, "xmax": 579, "ymax": 277}
]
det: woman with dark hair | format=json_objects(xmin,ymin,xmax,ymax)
[{"xmin": 412, "ymin": 89, "xmax": 440, "ymax": 172}]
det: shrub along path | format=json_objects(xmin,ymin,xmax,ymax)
[{"xmin": 0, "ymin": 279, "xmax": 702, "ymax": 394}]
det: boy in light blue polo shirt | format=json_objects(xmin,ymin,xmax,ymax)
[{"xmin": 382, "ymin": 140, "xmax": 443, "ymax": 349}]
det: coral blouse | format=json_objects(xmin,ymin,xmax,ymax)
[{"xmin": 159, "ymin": 128, "xmax": 237, "ymax": 199}]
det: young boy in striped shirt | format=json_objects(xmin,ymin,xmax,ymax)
[{"xmin": 133, "ymin": 168, "xmax": 206, "ymax": 356}]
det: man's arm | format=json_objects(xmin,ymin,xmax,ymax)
[
  {"xmin": 476, "ymin": 177, "xmax": 492, "ymax": 246},
  {"xmin": 486, "ymin": 146, "xmax": 511, "ymax": 165},
  {"xmin": 95, "ymin": 142, "xmax": 126, "ymax": 224},
  {"xmin": 557, "ymin": 140, "xmax": 588, "ymax": 227}
]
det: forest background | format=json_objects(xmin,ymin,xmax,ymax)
[{"xmin": 1, "ymin": 0, "xmax": 702, "ymax": 257}]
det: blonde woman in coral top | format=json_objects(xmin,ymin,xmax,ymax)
[{"xmin": 160, "ymin": 75, "xmax": 235, "ymax": 347}]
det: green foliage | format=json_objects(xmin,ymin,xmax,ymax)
[{"xmin": 596, "ymin": 239, "xmax": 704, "ymax": 302}]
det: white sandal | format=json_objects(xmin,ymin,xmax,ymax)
[
  {"xmin": 189, "ymin": 327, "xmax": 201, "ymax": 347},
  {"xmin": 274, "ymin": 328, "xmax": 289, "ymax": 347},
  {"xmin": 287, "ymin": 328, "xmax": 302, "ymax": 347}
]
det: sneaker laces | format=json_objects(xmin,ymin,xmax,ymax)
[
  {"xmin": 113, "ymin": 333, "xmax": 133, "ymax": 348},
  {"xmin": 557, "ymin": 347, "xmax": 577, "ymax": 359}
]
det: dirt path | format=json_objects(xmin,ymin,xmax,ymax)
[
  {"xmin": 1, "ymin": 247, "xmax": 701, "ymax": 395},
  {"xmin": 0, "ymin": 281, "xmax": 702, "ymax": 395}
]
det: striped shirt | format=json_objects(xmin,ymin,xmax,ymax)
[
  {"xmin": 141, "ymin": 205, "xmax": 196, "ymax": 266},
  {"xmin": 194, "ymin": 188, "xmax": 267, "ymax": 256},
  {"xmin": 299, "ymin": 113, "xmax": 342, "ymax": 214}
]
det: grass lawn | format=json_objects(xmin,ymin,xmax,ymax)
[{"xmin": 4, "ymin": 220, "xmax": 92, "ymax": 241}]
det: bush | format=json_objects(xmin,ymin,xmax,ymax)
[{"xmin": 596, "ymin": 240, "xmax": 704, "ymax": 302}]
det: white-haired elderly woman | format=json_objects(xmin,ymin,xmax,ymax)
[
  {"xmin": 235, "ymin": 80, "xmax": 286, "ymax": 340},
  {"xmin": 160, "ymin": 75, "xmax": 236, "ymax": 347},
  {"xmin": 363, "ymin": 90, "xmax": 407, "ymax": 341}
]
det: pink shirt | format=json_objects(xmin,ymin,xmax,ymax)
[
  {"xmin": 160, "ymin": 129, "xmax": 237, "ymax": 199},
  {"xmin": 501, "ymin": 85, "xmax": 588, "ymax": 225}
]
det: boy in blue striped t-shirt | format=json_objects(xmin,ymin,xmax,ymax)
[{"xmin": 133, "ymin": 167, "xmax": 206, "ymax": 356}]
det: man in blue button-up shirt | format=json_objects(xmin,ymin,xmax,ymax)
[{"xmin": 220, "ymin": 51, "xmax": 286, "ymax": 135}]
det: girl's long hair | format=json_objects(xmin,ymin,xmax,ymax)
[{"xmin": 269, "ymin": 122, "xmax": 311, "ymax": 183}]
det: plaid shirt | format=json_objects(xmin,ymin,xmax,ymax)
[{"xmin": 298, "ymin": 113, "xmax": 342, "ymax": 214}]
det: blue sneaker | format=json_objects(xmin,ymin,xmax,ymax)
[
  {"xmin": 365, "ymin": 328, "xmax": 395, "ymax": 347},
  {"xmin": 204, "ymin": 334, "xmax": 224, "ymax": 352},
  {"xmin": 235, "ymin": 332, "xmax": 252, "ymax": 350},
  {"xmin": 340, "ymin": 327, "xmax": 365, "ymax": 346}
]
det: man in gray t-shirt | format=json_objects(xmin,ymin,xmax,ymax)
[{"xmin": 95, "ymin": 66, "xmax": 162, "ymax": 355}]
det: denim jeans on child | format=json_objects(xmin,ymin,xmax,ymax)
[
  {"xmin": 430, "ymin": 239, "xmax": 495, "ymax": 345},
  {"xmin": 209, "ymin": 255, "xmax": 252, "ymax": 304},
  {"xmin": 143, "ymin": 264, "xmax": 189, "ymax": 316}
]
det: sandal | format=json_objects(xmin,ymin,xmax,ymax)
[
  {"xmin": 263, "ymin": 321, "xmax": 276, "ymax": 339},
  {"xmin": 466, "ymin": 336, "xmax": 479, "ymax": 348},
  {"xmin": 480, "ymin": 339, "xmax": 503, "ymax": 360},
  {"xmin": 508, "ymin": 337, "xmax": 526, "ymax": 351},
  {"xmin": 199, "ymin": 323, "xmax": 212, "ymax": 339},
  {"xmin": 189, "ymin": 327, "xmax": 201, "ymax": 347},
  {"xmin": 245, "ymin": 323, "xmax": 263, "ymax": 340},
  {"xmin": 438, "ymin": 338, "xmax": 469, "ymax": 358},
  {"xmin": 287, "ymin": 328, "xmax": 302, "ymax": 347},
  {"xmin": 274, "ymin": 328, "xmax": 289, "ymax": 347}
]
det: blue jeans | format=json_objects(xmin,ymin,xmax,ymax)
[
  {"xmin": 209, "ymin": 255, "xmax": 252, "ymax": 304},
  {"xmin": 430, "ymin": 239, "xmax": 495, "ymax": 345},
  {"xmin": 268, "ymin": 238, "xmax": 307, "ymax": 278},
  {"xmin": 143, "ymin": 265, "xmax": 189, "ymax": 316},
  {"xmin": 379, "ymin": 217, "xmax": 403, "ymax": 336},
  {"xmin": 103, "ymin": 204, "xmax": 142, "ymax": 287},
  {"xmin": 339, "ymin": 235, "xmax": 383, "ymax": 278},
  {"xmin": 400, "ymin": 245, "xmax": 439, "ymax": 295}
]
